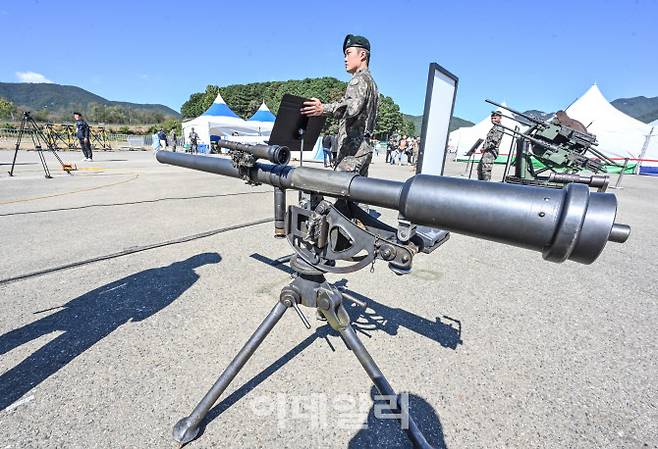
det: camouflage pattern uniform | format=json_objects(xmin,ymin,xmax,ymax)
[
  {"xmin": 323, "ymin": 67, "xmax": 378, "ymax": 176},
  {"xmin": 477, "ymin": 124, "xmax": 503, "ymax": 181}
]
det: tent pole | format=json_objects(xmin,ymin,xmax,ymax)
[{"xmin": 635, "ymin": 127, "xmax": 654, "ymax": 175}]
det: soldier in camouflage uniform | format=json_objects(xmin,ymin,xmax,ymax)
[
  {"xmin": 301, "ymin": 34, "xmax": 379, "ymax": 176},
  {"xmin": 477, "ymin": 111, "xmax": 504, "ymax": 181}
]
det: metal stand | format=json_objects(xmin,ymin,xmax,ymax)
[
  {"xmin": 8, "ymin": 111, "xmax": 71, "ymax": 178},
  {"xmin": 173, "ymin": 258, "xmax": 434, "ymax": 448},
  {"xmin": 609, "ymin": 158, "xmax": 629, "ymax": 190},
  {"xmin": 171, "ymin": 176, "xmax": 450, "ymax": 447}
]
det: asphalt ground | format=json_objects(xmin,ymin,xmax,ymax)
[{"xmin": 0, "ymin": 149, "xmax": 656, "ymax": 449}]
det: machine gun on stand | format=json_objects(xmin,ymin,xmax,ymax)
[
  {"xmin": 156, "ymin": 117, "xmax": 629, "ymax": 447},
  {"xmin": 486, "ymin": 100, "xmax": 620, "ymax": 191}
]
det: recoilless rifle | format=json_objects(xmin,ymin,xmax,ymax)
[{"xmin": 156, "ymin": 136, "xmax": 629, "ymax": 448}]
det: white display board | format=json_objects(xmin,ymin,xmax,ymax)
[{"xmin": 416, "ymin": 63, "xmax": 458, "ymax": 176}]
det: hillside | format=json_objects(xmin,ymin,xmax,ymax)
[
  {"xmin": 611, "ymin": 96, "xmax": 658, "ymax": 123},
  {"xmin": 403, "ymin": 113, "xmax": 474, "ymax": 135},
  {"xmin": 0, "ymin": 82, "xmax": 180, "ymax": 122},
  {"xmin": 519, "ymin": 95, "xmax": 658, "ymax": 125}
]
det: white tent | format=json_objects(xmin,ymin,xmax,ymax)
[
  {"xmin": 565, "ymin": 84, "xmax": 656, "ymax": 173},
  {"xmin": 182, "ymin": 93, "xmax": 262, "ymax": 149},
  {"xmin": 449, "ymin": 102, "xmax": 524, "ymax": 161},
  {"xmin": 247, "ymin": 101, "xmax": 276, "ymax": 136}
]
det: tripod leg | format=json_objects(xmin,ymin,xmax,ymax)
[
  {"xmin": 173, "ymin": 300, "xmax": 290, "ymax": 445},
  {"xmin": 8, "ymin": 145, "xmax": 20, "ymax": 177},
  {"xmin": 339, "ymin": 325, "xmax": 435, "ymax": 449},
  {"xmin": 36, "ymin": 149, "xmax": 52, "ymax": 178},
  {"xmin": 8, "ymin": 117, "xmax": 27, "ymax": 176},
  {"xmin": 318, "ymin": 285, "xmax": 434, "ymax": 449}
]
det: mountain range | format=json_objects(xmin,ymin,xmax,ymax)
[
  {"xmin": 2, "ymin": 81, "xmax": 656, "ymax": 128},
  {"xmin": 519, "ymin": 97, "xmax": 658, "ymax": 125},
  {"xmin": 0, "ymin": 82, "xmax": 180, "ymax": 120}
]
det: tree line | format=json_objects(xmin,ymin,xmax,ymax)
[
  {"xmin": 0, "ymin": 96, "xmax": 173, "ymax": 126},
  {"xmin": 180, "ymin": 77, "xmax": 416, "ymax": 138}
]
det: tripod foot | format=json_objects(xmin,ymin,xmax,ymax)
[{"xmin": 173, "ymin": 416, "xmax": 200, "ymax": 445}]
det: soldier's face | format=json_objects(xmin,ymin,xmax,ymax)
[
  {"xmin": 344, "ymin": 48, "xmax": 364, "ymax": 73},
  {"xmin": 491, "ymin": 115, "xmax": 501, "ymax": 125}
]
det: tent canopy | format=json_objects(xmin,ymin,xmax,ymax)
[
  {"xmin": 247, "ymin": 101, "xmax": 276, "ymax": 136},
  {"xmin": 182, "ymin": 93, "xmax": 263, "ymax": 145},
  {"xmin": 248, "ymin": 101, "xmax": 276, "ymax": 122},
  {"xmin": 565, "ymin": 84, "xmax": 652, "ymax": 160}
]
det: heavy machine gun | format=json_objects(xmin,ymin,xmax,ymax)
[
  {"xmin": 156, "ymin": 141, "xmax": 629, "ymax": 448},
  {"xmin": 486, "ymin": 100, "xmax": 620, "ymax": 191}
]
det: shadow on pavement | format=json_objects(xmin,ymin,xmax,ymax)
[
  {"xmin": 349, "ymin": 385, "xmax": 448, "ymax": 449},
  {"xmin": 0, "ymin": 252, "xmax": 221, "ymax": 411}
]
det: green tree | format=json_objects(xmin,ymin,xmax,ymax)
[
  {"xmin": 178, "ymin": 77, "xmax": 410, "ymax": 138},
  {"xmin": 401, "ymin": 118, "xmax": 416, "ymax": 137},
  {"xmin": 0, "ymin": 97, "xmax": 17, "ymax": 120},
  {"xmin": 375, "ymin": 95, "xmax": 404, "ymax": 139}
]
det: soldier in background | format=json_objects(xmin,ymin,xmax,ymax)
[
  {"xmin": 477, "ymin": 111, "xmax": 503, "ymax": 181},
  {"xmin": 301, "ymin": 34, "xmax": 379, "ymax": 176}
]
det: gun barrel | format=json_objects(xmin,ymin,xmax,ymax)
[
  {"xmin": 156, "ymin": 151, "xmax": 628, "ymax": 265},
  {"xmin": 485, "ymin": 99, "xmax": 544, "ymax": 125},
  {"xmin": 216, "ymin": 140, "xmax": 291, "ymax": 165}
]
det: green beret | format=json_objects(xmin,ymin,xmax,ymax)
[{"xmin": 343, "ymin": 34, "xmax": 370, "ymax": 53}]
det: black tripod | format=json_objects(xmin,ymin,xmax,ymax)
[
  {"xmin": 174, "ymin": 257, "xmax": 434, "ymax": 448},
  {"xmin": 8, "ymin": 111, "xmax": 71, "ymax": 178},
  {"xmin": 172, "ymin": 195, "xmax": 450, "ymax": 448}
]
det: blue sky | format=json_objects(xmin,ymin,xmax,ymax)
[{"xmin": 1, "ymin": 0, "xmax": 656, "ymax": 121}]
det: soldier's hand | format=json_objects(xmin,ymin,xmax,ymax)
[{"xmin": 301, "ymin": 98, "xmax": 323, "ymax": 116}]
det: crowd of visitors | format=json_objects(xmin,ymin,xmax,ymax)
[{"xmin": 386, "ymin": 134, "xmax": 419, "ymax": 166}]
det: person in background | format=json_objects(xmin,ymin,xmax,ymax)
[
  {"xmin": 407, "ymin": 137, "xmax": 417, "ymax": 165},
  {"xmin": 330, "ymin": 134, "xmax": 338, "ymax": 164},
  {"xmin": 151, "ymin": 130, "xmax": 160, "ymax": 152},
  {"xmin": 321, "ymin": 134, "xmax": 333, "ymax": 167},
  {"xmin": 157, "ymin": 129, "xmax": 168, "ymax": 150},
  {"xmin": 169, "ymin": 129, "xmax": 177, "ymax": 152},
  {"xmin": 397, "ymin": 136, "xmax": 408, "ymax": 165},
  {"xmin": 188, "ymin": 128, "xmax": 199, "ymax": 154},
  {"xmin": 73, "ymin": 112, "xmax": 93, "ymax": 161},
  {"xmin": 477, "ymin": 111, "xmax": 503, "ymax": 181},
  {"xmin": 386, "ymin": 134, "xmax": 397, "ymax": 164},
  {"xmin": 301, "ymin": 34, "xmax": 379, "ymax": 176}
]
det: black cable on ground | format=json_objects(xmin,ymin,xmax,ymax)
[
  {"xmin": 0, "ymin": 190, "xmax": 270, "ymax": 217},
  {"xmin": 0, "ymin": 217, "xmax": 273, "ymax": 286}
]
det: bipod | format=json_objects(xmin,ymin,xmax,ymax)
[
  {"xmin": 172, "ymin": 256, "xmax": 435, "ymax": 448},
  {"xmin": 8, "ymin": 112, "xmax": 72, "ymax": 178}
]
